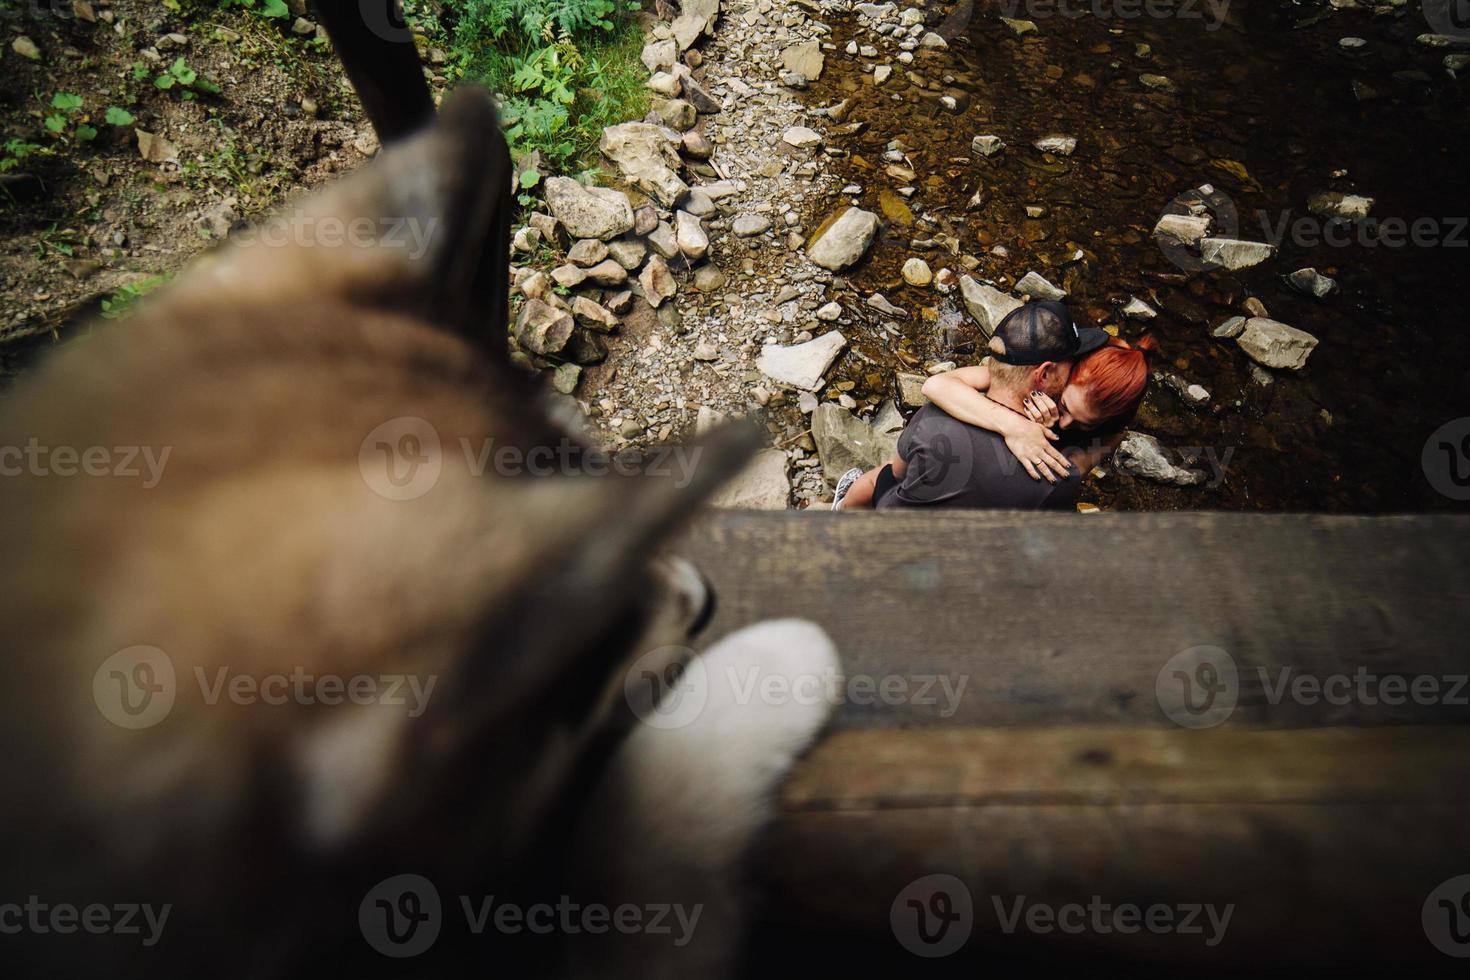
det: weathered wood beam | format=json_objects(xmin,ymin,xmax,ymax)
[{"xmin": 679, "ymin": 512, "xmax": 1470, "ymax": 728}]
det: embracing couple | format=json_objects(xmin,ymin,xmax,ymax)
[{"xmin": 834, "ymin": 300, "xmax": 1155, "ymax": 511}]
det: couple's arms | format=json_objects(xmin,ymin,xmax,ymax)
[{"xmin": 920, "ymin": 366, "xmax": 1074, "ymax": 483}]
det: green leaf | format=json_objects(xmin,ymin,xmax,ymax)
[
  {"xmin": 132, "ymin": 62, "xmax": 150, "ymax": 81},
  {"xmin": 193, "ymin": 77, "xmax": 222, "ymax": 95},
  {"xmin": 155, "ymin": 74, "xmax": 176, "ymax": 90},
  {"xmin": 75, "ymin": 125, "xmax": 98, "ymax": 142},
  {"xmin": 519, "ymin": 168, "xmax": 541, "ymax": 190},
  {"xmin": 44, "ymin": 115, "xmax": 66, "ymax": 133},
  {"xmin": 105, "ymin": 106, "xmax": 135, "ymax": 126},
  {"xmin": 51, "ymin": 92, "xmax": 83, "ymax": 112},
  {"xmin": 260, "ymin": 0, "xmax": 290, "ymax": 16}
]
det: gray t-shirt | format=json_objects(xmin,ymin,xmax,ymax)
[{"xmin": 874, "ymin": 404, "xmax": 1081, "ymax": 511}]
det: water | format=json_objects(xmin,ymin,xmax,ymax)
[{"xmin": 802, "ymin": 0, "xmax": 1470, "ymax": 511}]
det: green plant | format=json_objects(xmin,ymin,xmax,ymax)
[
  {"xmin": 451, "ymin": 0, "xmax": 649, "ymax": 176},
  {"xmin": 100, "ymin": 275, "xmax": 170, "ymax": 319},
  {"xmin": 44, "ymin": 92, "xmax": 99, "ymax": 142},
  {"xmin": 218, "ymin": 0, "xmax": 291, "ymax": 17},
  {"xmin": 2, "ymin": 138, "xmax": 45, "ymax": 172},
  {"xmin": 154, "ymin": 57, "xmax": 223, "ymax": 100}
]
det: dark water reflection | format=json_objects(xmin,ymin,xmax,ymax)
[{"xmin": 807, "ymin": 0, "xmax": 1469, "ymax": 511}]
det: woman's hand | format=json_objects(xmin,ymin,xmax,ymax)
[
  {"xmin": 1024, "ymin": 390, "xmax": 1060, "ymax": 427},
  {"xmin": 1003, "ymin": 417, "xmax": 1073, "ymax": 483}
]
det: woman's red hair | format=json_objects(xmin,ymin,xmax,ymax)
[{"xmin": 1070, "ymin": 336, "xmax": 1158, "ymax": 424}]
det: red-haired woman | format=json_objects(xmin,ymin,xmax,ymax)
[{"xmin": 832, "ymin": 336, "xmax": 1156, "ymax": 509}]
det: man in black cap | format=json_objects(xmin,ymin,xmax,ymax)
[{"xmin": 832, "ymin": 300, "xmax": 1108, "ymax": 511}]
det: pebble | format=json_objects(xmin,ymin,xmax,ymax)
[
  {"xmin": 901, "ymin": 258, "xmax": 933, "ymax": 286},
  {"xmin": 733, "ymin": 213, "xmax": 773, "ymax": 237}
]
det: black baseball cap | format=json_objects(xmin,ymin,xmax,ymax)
[{"xmin": 991, "ymin": 300, "xmax": 1108, "ymax": 365}]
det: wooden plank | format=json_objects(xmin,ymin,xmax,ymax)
[
  {"xmin": 748, "ymin": 726, "xmax": 1470, "ymax": 969},
  {"xmin": 678, "ymin": 512, "xmax": 1470, "ymax": 728}
]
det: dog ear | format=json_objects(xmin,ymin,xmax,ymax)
[
  {"xmin": 161, "ymin": 87, "xmax": 513, "ymax": 358},
  {"xmin": 420, "ymin": 420, "xmax": 764, "ymax": 733},
  {"xmin": 312, "ymin": 0, "xmax": 436, "ymax": 144}
]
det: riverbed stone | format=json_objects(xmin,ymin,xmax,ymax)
[
  {"xmin": 1287, "ymin": 267, "xmax": 1338, "ymax": 298},
  {"xmin": 733, "ymin": 213, "xmax": 772, "ymax": 237},
  {"xmin": 544, "ymin": 177, "xmax": 633, "ymax": 241},
  {"xmin": 1122, "ymin": 297, "xmax": 1157, "ymax": 319},
  {"xmin": 959, "ymin": 276, "xmax": 1023, "ymax": 335},
  {"xmin": 599, "ymin": 122, "xmax": 689, "ymax": 208},
  {"xmin": 1212, "ymin": 315, "xmax": 1247, "ymax": 339},
  {"xmin": 641, "ymin": 38, "xmax": 678, "ymax": 73},
  {"xmin": 1115, "ymin": 432, "xmax": 1207, "ymax": 486},
  {"xmin": 608, "ymin": 238, "xmax": 647, "ymax": 270},
  {"xmin": 651, "ymin": 98, "xmax": 697, "ymax": 131},
  {"xmin": 672, "ymin": 13, "xmax": 706, "ymax": 50},
  {"xmin": 897, "ymin": 371, "xmax": 928, "ymax": 407},
  {"xmin": 1015, "ymin": 270, "xmax": 1068, "ymax": 301},
  {"xmin": 782, "ymin": 40, "xmax": 825, "ymax": 80},
  {"xmin": 1237, "ymin": 318, "xmax": 1319, "ymax": 370},
  {"xmin": 710, "ymin": 449, "xmax": 790, "ymax": 510},
  {"xmin": 572, "ymin": 296, "xmax": 620, "ymax": 332},
  {"xmin": 567, "ymin": 239, "xmax": 608, "ymax": 267},
  {"xmin": 971, "ymin": 134, "xmax": 1005, "ymax": 156},
  {"xmin": 1033, "ymin": 135, "xmax": 1077, "ymax": 156},
  {"xmin": 756, "ymin": 331, "xmax": 847, "ymax": 390},
  {"xmin": 674, "ymin": 210, "xmax": 709, "ymax": 261},
  {"xmin": 1200, "ymin": 237, "xmax": 1276, "ymax": 271},
  {"xmin": 813, "ymin": 403, "xmax": 894, "ymax": 484},
  {"xmin": 782, "ymin": 126, "xmax": 823, "ymax": 148},
  {"xmin": 1154, "ymin": 212, "xmax": 1212, "ymax": 244},
  {"xmin": 807, "ymin": 207, "xmax": 880, "ymax": 271},
  {"xmin": 1307, "ymin": 190, "xmax": 1374, "ymax": 221},
  {"xmin": 515, "ymin": 298, "xmax": 574, "ymax": 355},
  {"xmin": 582, "ymin": 258, "xmax": 628, "ymax": 287},
  {"xmin": 901, "ymin": 258, "xmax": 933, "ymax": 286},
  {"xmin": 640, "ymin": 255, "xmax": 678, "ymax": 307}
]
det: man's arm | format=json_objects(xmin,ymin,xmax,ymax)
[{"xmin": 922, "ymin": 367, "xmax": 1072, "ymax": 482}]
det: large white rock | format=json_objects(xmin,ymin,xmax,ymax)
[
  {"xmin": 1237, "ymin": 318, "xmax": 1319, "ymax": 370},
  {"xmin": 782, "ymin": 126, "xmax": 823, "ymax": 148},
  {"xmin": 543, "ymin": 177, "xmax": 633, "ymax": 241},
  {"xmin": 710, "ymin": 449, "xmax": 790, "ymax": 509},
  {"xmin": 807, "ymin": 208, "xmax": 879, "ymax": 271},
  {"xmin": 959, "ymin": 276, "xmax": 1023, "ymax": 335},
  {"xmin": 812, "ymin": 403, "xmax": 893, "ymax": 484},
  {"xmin": 671, "ymin": 13, "xmax": 706, "ymax": 50},
  {"xmin": 599, "ymin": 122, "xmax": 689, "ymax": 208},
  {"xmin": 1200, "ymin": 237, "xmax": 1276, "ymax": 270},
  {"xmin": 756, "ymin": 331, "xmax": 847, "ymax": 391}
]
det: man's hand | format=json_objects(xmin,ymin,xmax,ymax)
[{"xmin": 1004, "ymin": 417, "xmax": 1072, "ymax": 483}]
